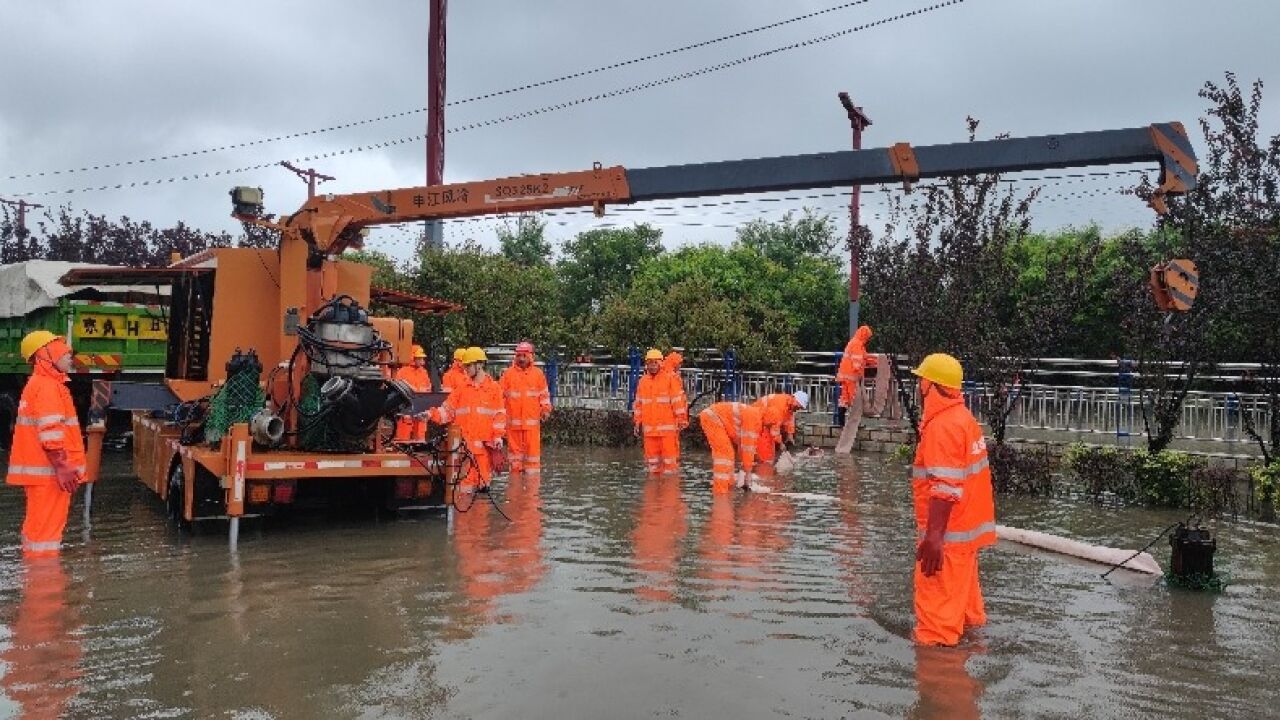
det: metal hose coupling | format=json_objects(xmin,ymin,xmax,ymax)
[{"xmin": 250, "ymin": 407, "xmax": 285, "ymax": 447}]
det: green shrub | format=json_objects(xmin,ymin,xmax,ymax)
[
  {"xmin": 1133, "ymin": 450, "xmax": 1204, "ymax": 508},
  {"xmin": 1186, "ymin": 464, "xmax": 1242, "ymax": 517},
  {"xmin": 1250, "ymin": 463, "xmax": 1280, "ymax": 512},
  {"xmin": 990, "ymin": 444, "xmax": 1056, "ymax": 495},
  {"xmin": 1062, "ymin": 443, "xmax": 1138, "ymax": 501}
]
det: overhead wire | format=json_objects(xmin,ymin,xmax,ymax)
[
  {"xmin": 3, "ymin": 0, "xmax": 968, "ymax": 198},
  {"xmin": 3, "ymin": 0, "xmax": 882, "ymax": 183}
]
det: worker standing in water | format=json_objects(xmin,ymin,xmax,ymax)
[
  {"xmin": 425, "ymin": 347, "xmax": 506, "ymax": 493},
  {"xmin": 910, "ymin": 353, "xmax": 995, "ymax": 646},
  {"xmin": 500, "ymin": 341, "xmax": 552, "ymax": 477},
  {"xmin": 6, "ymin": 331, "xmax": 86, "ymax": 556},
  {"xmin": 835, "ymin": 325, "xmax": 875, "ymax": 424},
  {"xmin": 392, "ymin": 345, "xmax": 432, "ymax": 442},
  {"xmin": 440, "ymin": 347, "xmax": 468, "ymax": 394},
  {"xmin": 660, "ymin": 350, "xmax": 689, "ymax": 454},
  {"xmin": 633, "ymin": 349, "xmax": 684, "ymax": 475},
  {"xmin": 698, "ymin": 400, "xmax": 766, "ymax": 493},
  {"xmin": 753, "ymin": 390, "xmax": 808, "ymax": 465}
]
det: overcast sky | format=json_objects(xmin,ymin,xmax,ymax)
[{"xmin": 2, "ymin": 0, "xmax": 1277, "ymax": 263}]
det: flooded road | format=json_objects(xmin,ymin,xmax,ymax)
[{"xmin": 0, "ymin": 447, "xmax": 1277, "ymax": 719}]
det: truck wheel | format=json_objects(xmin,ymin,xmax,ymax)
[{"xmin": 167, "ymin": 463, "xmax": 190, "ymax": 529}]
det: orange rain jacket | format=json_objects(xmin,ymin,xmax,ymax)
[
  {"xmin": 394, "ymin": 364, "xmax": 432, "ymax": 393},
  {"xmin": 701, "ymin": 401, "xmax": 764, "ymax": 469},
  {"xmin": 633, "ymin": 368, "xmax": 688, "ymax": 436},
  {"xmin": 911, "ymin": 392, "xmax": 995, "ymax": 550},
  {"xmin": 6, "ymin": 356, "xmax": 86, "ymax": 487},
  {"xmin": 427, "ymin": 372, "xmax": 506, "ymax": 446},
  {"xmin": 499, "ymin": 364, "xmax": 552, "ymax": 428},
  {"xmin": 440, "ymin": 361, "xmax": 467, "ymax": 394},
  {"xmin": 754, "ymin": 393, "xmax": 801, "ymax": 447},
  {"xmin": 836, "ymin": 325, "xmax": 877, "ymax": 405}
]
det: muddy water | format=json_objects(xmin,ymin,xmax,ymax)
[{"xmin": 0, "ymin": 448, "xmax": 1277, "ymax": 719}]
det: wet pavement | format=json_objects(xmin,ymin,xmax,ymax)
[{"xmin": 0, "ymin": 447, "xmax": 1277, "ymax": 719}]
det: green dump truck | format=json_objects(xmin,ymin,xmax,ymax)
[{"xmin": 0, "ymin": 261, "xmax": 167, "ymax": 445}]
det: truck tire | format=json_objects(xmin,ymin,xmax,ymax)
[{"xmin": 167, "ymin": 462, "xmax": 190, "ymax": 529}]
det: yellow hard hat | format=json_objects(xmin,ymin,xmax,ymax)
[
  {"xmin": 911, "ymin": 353, "xmax": 963, "ymax": 390},
  {"xmin": 412, "ymin": 345, "xmax": 427, "ymax": 359},
  {"xmin": 453, "ymin": 348, "xmax": 467, "ymax": 361},
  {"xmin": 20, "ymin": 330, "xmax": 61, "ymax": 363},
  {"xmin": 644, "ymin": 348, "xmax": 663, "ymax": 362},
  {"xmin": 463, "ymin": 346, "xmax": 487, "ymax": 364}
]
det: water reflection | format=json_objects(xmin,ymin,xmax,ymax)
[
  {"xmin": 631, "ymin": 476, "xmax": 687, "ymax": 603},
  {"xmin": 694, "ymin": 491, "xmax": 794, "ymax": 597},
  {"xmin": 910, "ymin": 645, "xmax": 983, "ymax": 720},
  {"xmin": 0, "ymin": 558, "xmax": 82, "ymax": 720},
  {"xmin": 449, "ymin": 476, "xmax": 545, "ymax": 633}
]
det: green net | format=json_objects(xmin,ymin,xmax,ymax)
[{"xmin": 205, "ymin": 366, "xmax": 265, "ymax": 444}]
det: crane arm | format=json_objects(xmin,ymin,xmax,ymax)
[{"xmin": 253, "ymin": 122, "xmax": 1195, "ymax": 253}]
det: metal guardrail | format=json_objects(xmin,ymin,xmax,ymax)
[{"xmin": 541, "ymin": 361, "xmax": 1272, "ymax": 451}]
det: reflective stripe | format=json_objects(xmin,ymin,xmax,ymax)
[
  {"xmin": 912, "ymin": 457, "xmax": 989, "ymax": 480},
  {"xmin": 21, "ymin": 536, "xmax": 62, "ymax": 552},
  {"xmin": 7, "ymin": 465, "xmax": 56, "ymax": 476},
  {"xmin": 650, "ymin": 424, "xmax": 677, "ymax": 432},
  {"xmin": 38, "ymin": 430, "xmax": 65, "ymax": 442},
  {"xmin": 944, "ymin": 521, "xmax": 996, "ymax": 544},
  {"xmin": 931, "ymin": 483, "xmax": 964, "ymax": 498},
  {"xmin": 17, "ymin": 414, "xmax": 73, "ymax": 427},
  {"xmin": 475, "ymin": 407, "xmax": 500, "ymax": 416}
]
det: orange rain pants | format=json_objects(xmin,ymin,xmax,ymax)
[
  {"xmin": 698, "ymin": 402, "xmax": 761, "ymax": 493},
  {"xmin": 913, "ymin": 547, "xmax": 986, "ymax": 646},
  {"xmin": 393, "ymin": 364, "xmax": 433, "ymax": 442},
  {"xmin": 634, "ymin": 368, "xmax": 685, "ymax": 474},
  {"xmin": 500, "ymin": 364, "xmax": 552, "ymax": 476}
]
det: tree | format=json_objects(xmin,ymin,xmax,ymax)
[
  {"xmin": 861, "ymin": 118, "xmax": 1097, "ymax": 462},
  {"xmin": 557, "ymin": 223, "xmax": 663, "ymax": 318},
  {"xmin": 497, "ymin": 214, "xmax": 551, "ymax": 266},
  {"xmin": 736, "ymin": 210, "xmax": 839, "ymax": 268},
  {"xmin": 411, "ymin": 241, "xmax": 567, "ymax": 360}
]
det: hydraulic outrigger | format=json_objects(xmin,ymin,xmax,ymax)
[{"xmin": 66, "ymin": 121, "xmax": 1198, "ymax": 541}]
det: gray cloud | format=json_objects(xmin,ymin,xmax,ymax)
[{"xmin": 2, "ymin": 0, "xmax": 1277, "ymax": 262}]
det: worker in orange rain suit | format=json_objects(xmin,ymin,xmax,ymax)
[
  {"xmin": 393, "ymin": 345, "xmax": 433, "ymax": 442},
  {"xmin": 753, "ymin": 390, "xmax": 809, "ymax": 464},
  {"xmin": 633, "ymin": 349, "xmax": 687, "ymax": 475},
  {"xmin": 6, "ymin": 331, "xmax": 87, "ymax": 556},
  {"xmin": 0, "ymin": 557, "xmax": 82, "ymax": 718},
  {"xmin": 499, "ymin": 341, "xmax": 553, "ymax": 477},
  {"xmin": 697, "ymin": 401, "xmax": 765, "ymax": 493},
  {"xmin": 424, "ymin": 347, "xmax": 506, "ymax": 493},
  {"xmin": 440, "ymin": 347, "xmax": 468, "ymax": 394},
  {"xmin": 910, "ymin": 352, "xmax": 996, "ymax": 647},
  {"xmin": 659, "ymin": 351, "xmax": 688, "ymax": 453},
  {"xmin": 835, "ymin": 324, "xmax": 876, "ymax": 424}
]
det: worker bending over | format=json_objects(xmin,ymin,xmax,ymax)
[
  {"xmin": 6, "ymin": 331, "xmax": 87, "ymax": 556},
  {"xmin": 500, "ymin": 341, "xmax": 552, "ymax": 477},
  {"xmin": 910, "ymin": 353, "xmax": 995, "ymax": 646},
  {"xmin": 698, "ymin": 401, "xmax": 765, "ymax": 492},
  {"xmin": 835, "ymin": 325, "xmax": 875, "ymax": 424},
  {"xmin": 393, "ymin": 345, "xmax": 432, "ymax": 442},
  {"xmin": 424, "ymin": 347, "xmax": 506, "ymax": 493},
  {"xmin": 753, "ymin": 390, "xmax": 808, "ymax": 464},
  {"xmin": 633, "ymin": 349, "xmax": 687, "ymax": 474},
  {"xmin": 440, "ymin": 347, "xmax": 467, "ymax": 394}
]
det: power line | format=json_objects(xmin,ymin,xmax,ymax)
[
  {"xmin": 2, "ymin": 0, "xmax": 879, "ymax": 183},
  {"xmin": 3, "ymin": 0, "xmax": 966, "ymax": 197}
]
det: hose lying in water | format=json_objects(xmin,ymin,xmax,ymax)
[
  {"xmin": 395, "ymin": 436, "xmax": 511, "ymax": 521},
  {"xmin": 996, "ymin": 525, "xmax": 1163, "ymax": 575}
]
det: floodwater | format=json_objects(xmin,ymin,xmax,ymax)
[{"xmin": 0, "ymin": 448, "xmax": 1277, "ymax": 719}]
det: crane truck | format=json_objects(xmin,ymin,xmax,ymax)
[{"xmin": 66, "ymin": 121, "xmax": 1198, "ymax": 540}]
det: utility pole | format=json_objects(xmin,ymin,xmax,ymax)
[
  {"xmin": 422, "ymin": 0, "xmax": 448, "ymax": 253},
  {"xmin": 838, "ymin": 92, "xmax": 872, "ymax": 334},
  {"xmin": 279, "ymin": 161, "xmax": 335, "ymax": 200},
  {"xmin": 0, "ymin": 197, "xmax": 44, "ymax": 237}
]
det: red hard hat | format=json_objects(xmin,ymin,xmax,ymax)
[{"xmin": 515, "ymin": 341, "xmax": 534, "ymax": 354}]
